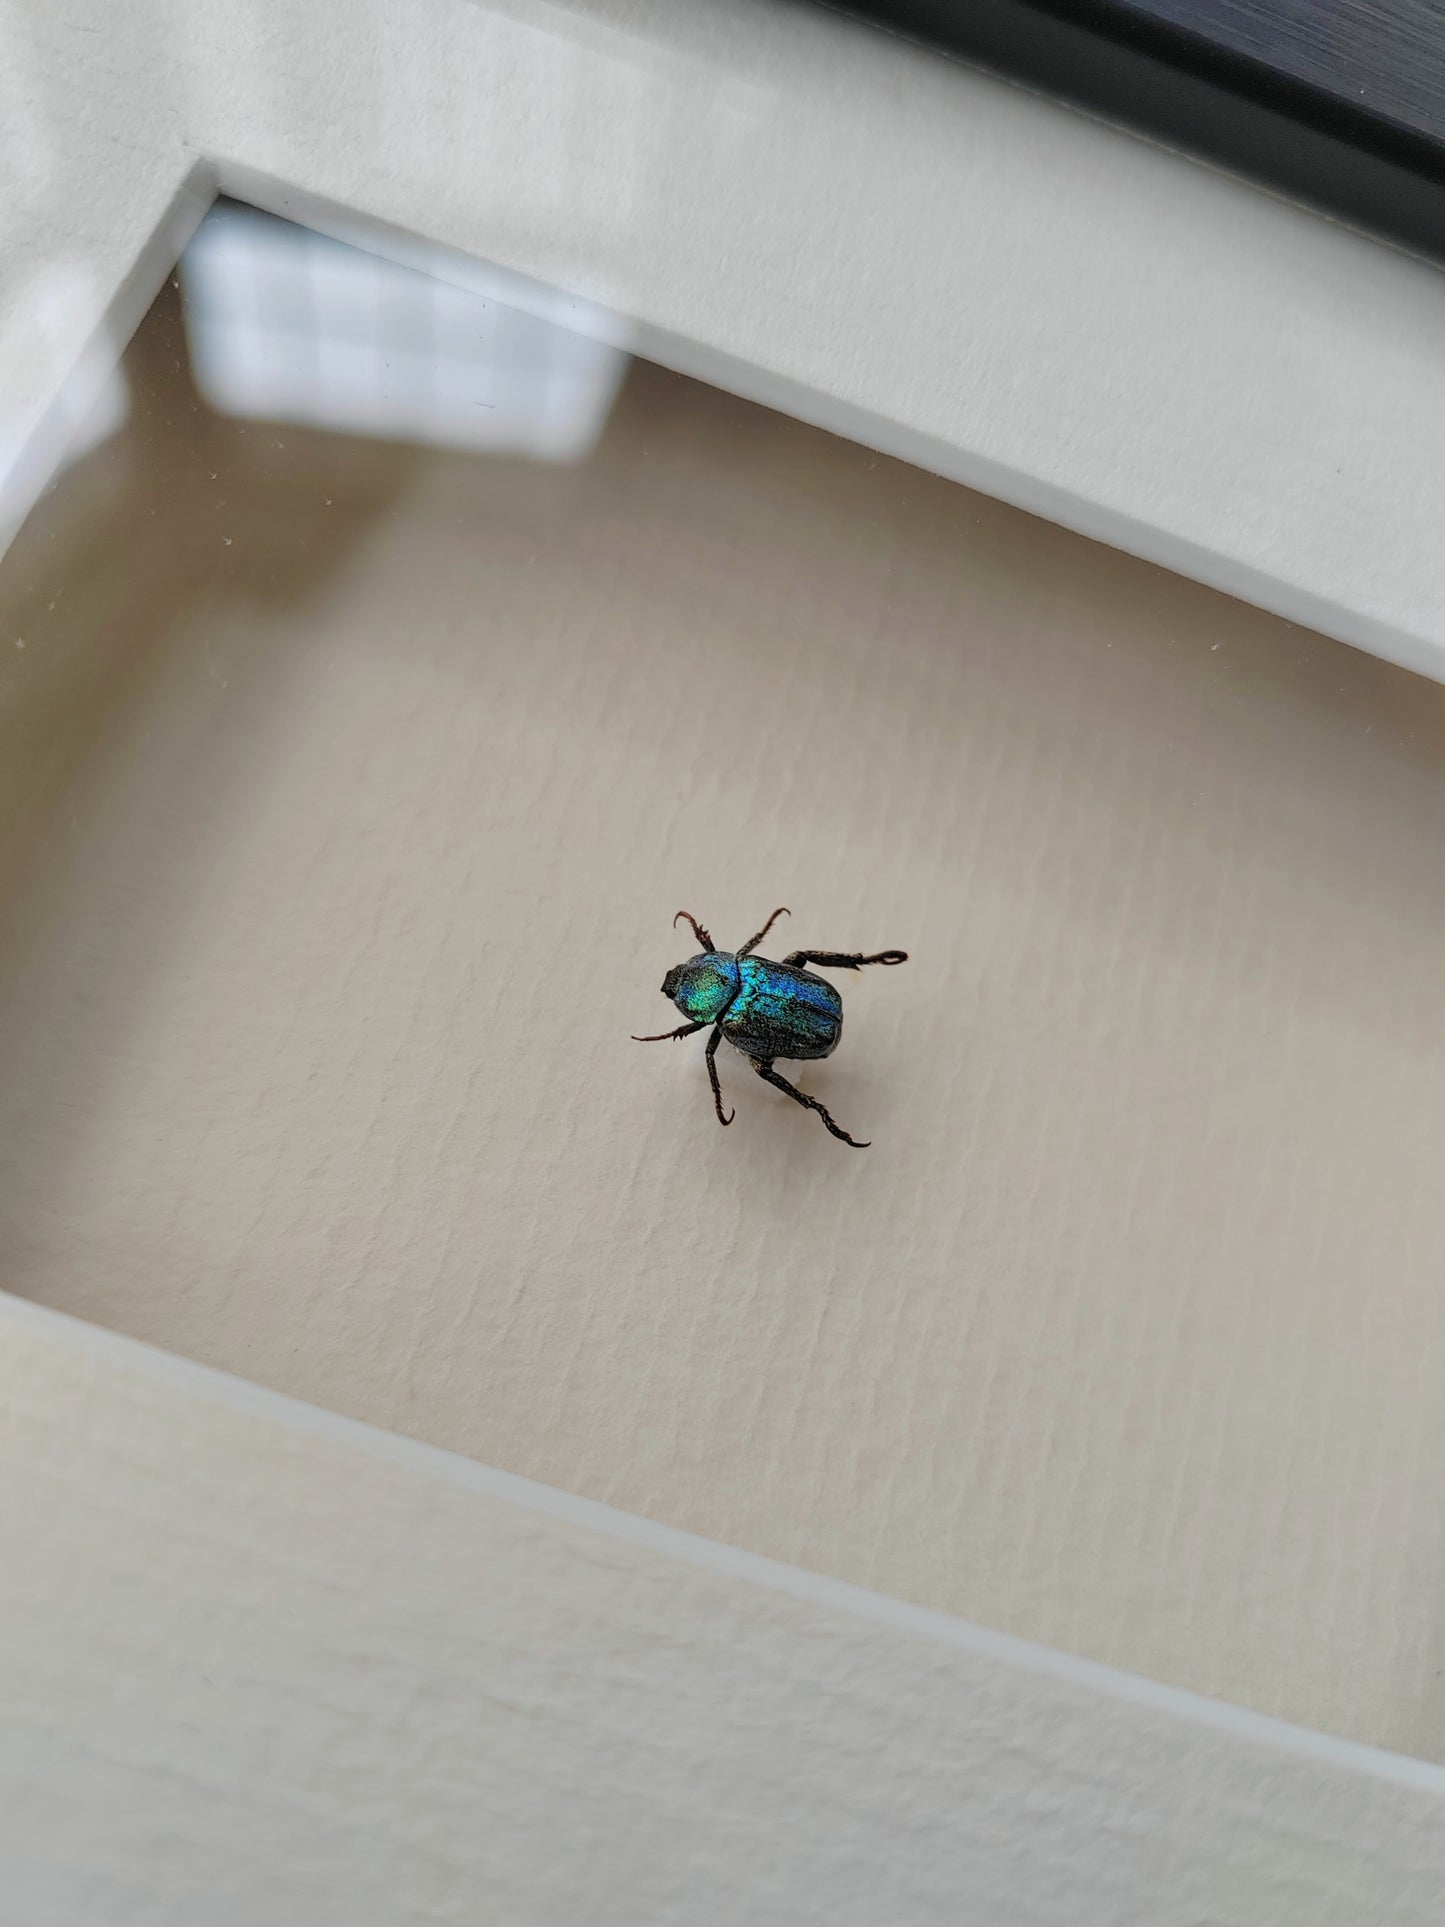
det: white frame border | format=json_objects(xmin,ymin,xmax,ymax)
[{"xmin": 5, "ymin": 0, "xmax": 1445, "ymax": 674}]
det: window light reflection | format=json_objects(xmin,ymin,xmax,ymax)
[{"xmin": 180, "ymin": 203, "xmax": 629, "ymax": 463}]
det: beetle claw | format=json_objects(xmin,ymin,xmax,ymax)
[{"xmin": 673, "ymin": 910, "xmax": 715, "ymax": 950}]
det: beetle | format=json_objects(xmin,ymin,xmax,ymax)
[{"xmin": 633, "ymin": 907, "xmax": 907, "ymax": 1148}]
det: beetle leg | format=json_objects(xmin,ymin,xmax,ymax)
[
  {"xmin": 781, "ymin": 948, "xmax": 907, "ymax": 971},
  {"xmin": 673, "ymin": 911, "xmax": 715, "ymax": 950},
  {"xmin": 736, "ymin": 905, "xmax": 791, "ymax": 957},
  {"xmin": 705, "ymin": 1027, "xmax": 735, "ymax": 1126},
  {"xmin": 632, "ymin": 1020, "xmax": 706, "ymax": 1042},
  {"xmin": 751, "ymin": 1059, "xmax": 868, "ymax": 1148}
]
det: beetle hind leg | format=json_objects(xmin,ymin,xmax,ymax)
[
  {"xmin": 752, "ymin": 1059, "xmax": 868, "ymax": 1148},
  {"xmin": 782, "ymin": 947, "xmax": 907, "ymax": 971}
]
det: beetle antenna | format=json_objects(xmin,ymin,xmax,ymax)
[{"xmin": 673, "ymin": 910, "xmax": 715, "ymax": 950}]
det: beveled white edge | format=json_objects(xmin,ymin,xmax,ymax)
[
  {"xmin": 4, "ymin": 0, "xmax": 1445, "ymax": 679},
  {"xmin": 6, "ymin": 1285, "xmax": 1443, "ymax": 1801}
]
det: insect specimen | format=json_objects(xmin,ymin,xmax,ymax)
[{"xmin": 633, "ymin": 907, "xmax": 907, "ymax": 1147}]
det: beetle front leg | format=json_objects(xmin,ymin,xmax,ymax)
[
  {"xmin": 706, "ymin": 1026, "xmax": 734, "ymax": 1126},
  {"xmin": 673, "ymin": 910, "xmax": 716, "ymax": 950},
  {"xmin": 737, "ymin": 906, "xmax": 791, "ymax": 957},
  {"xmin": 782, "ymin": 948, "xmax": 907, "ymax": 971},
  {"xmin": 752, "ymin": 1059, "xmax": 868, "ymax": 1148},
  {"xmin": 631, "ymin": 1020, "xmax": 706, "ymax": 1042}
]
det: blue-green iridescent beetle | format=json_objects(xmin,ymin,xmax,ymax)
[{"xmin": 633, "ymin": 907, "xmax": 907, "ymax": 1148}]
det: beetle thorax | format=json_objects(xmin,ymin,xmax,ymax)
[{"xmin": 663, "ymin": 952, "xmax": 741, "ymax": 1025}]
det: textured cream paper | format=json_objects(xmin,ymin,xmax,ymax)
[{"xmin": 4, "ymin": 286, "xmax": 1445, "ymax": 1761}]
